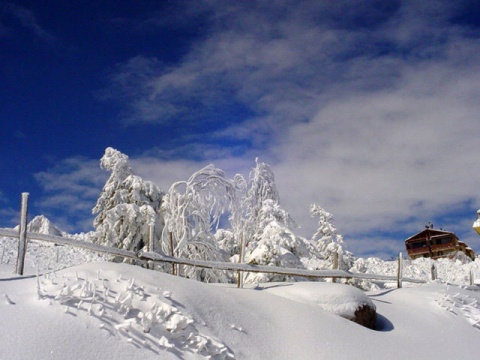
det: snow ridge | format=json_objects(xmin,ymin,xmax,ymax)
[
  {"xmin": 436, "ymin": 285, "xmax": 480, "ymax": 330},
  {"xmin": 38, "ymin": 269, "xmax": 233, "ymax": 359}
]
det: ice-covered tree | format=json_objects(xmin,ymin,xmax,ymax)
[
  {"xmin": 92, "ymin": 147, "xmax": 164, "ymax": 254},
  {"xmin": 227, "ymin": 160, "xmax": 312, "ymax": 284},
  {"xmin": 93, "ymin": 147, "xmax": 132, "ymax": 221},
  {"xmin": 161, "ymin": 164, "xmax": 234, "ymax": 282},
  {"xmin": 245, "ymin": 159, "xmax": 282, "ymax": 240},
  {"xmin": 232, "ymin": 159, "xmax": 288, "ymax": 251},
  {"xmin": 243, "ymin": 199, "xmax": 312, "ymax": 283},
  {"xmin": 221, "ymin": 160, "xmax": 282, "ymax": 269},
  {"xmin": 310, "ymin": 204, "xmax": 353, "ymax": 270},
  {"xmin": 223, "ymin": 174, "xmax": 247, "ymax": 259}
]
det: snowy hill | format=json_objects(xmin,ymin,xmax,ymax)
[
  {"xmin": 13, "ymin": 215, "xmax": 65, "ymax": 237},
  {"xmin": 1, "ymin": 231, "xmax": 480, "ymax": 359},
  {"xmin": 1, "ymin": 261, "xmax": 480, "ymax": 359}
]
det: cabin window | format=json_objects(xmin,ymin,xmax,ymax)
[
  {"xmin": 431, "ymin": 235, "xmax": 453, "ymax": 245},
  {"xmin": 410, "ymin": 241, "xmax": 427, "ymax": 249}
]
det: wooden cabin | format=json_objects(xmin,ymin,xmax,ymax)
[{"xmin": 405, "ymin": 226, "xmax": 475, "ymax": 260}]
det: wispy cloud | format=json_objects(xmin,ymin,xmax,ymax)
[
  {"xmin": 0, "ymin": 190, "xmax": 7, "ymax": 204},
  {"xmin": 0, "ymin": 191, "xmax": 18, "ymax": 227},
  {"xmin": 1, "ymin": 2, "xmax": 56, "ymax": 43},
  {"xmin": 0, "ymin": 207, "xmax": 18, "ymax": 227},
  {"xmin": 50, "ymin": 1, "xmax": 480, "ymax": 256},
  {"xmin": 34, "ymin": 157, "xmax": 108, "ymax": 232}
]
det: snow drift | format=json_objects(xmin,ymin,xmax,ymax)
[{"xmin": 2, "ymin": 260, "xmax": 480, "ymax": 360}]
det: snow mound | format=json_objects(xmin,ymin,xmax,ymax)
[
  {"xmin": 39, "ymin": 265, "xmax": 233, "ymax": 359},
  {"xmin": 259, "ymin": 282, "xmax": 375, "ymax": 320},
  {"xmin": 3, "ymin": 261, "xmax": 480, "ymax": 359},
  {"xmin": 14, "ymin": 215, "xmax": 64, "ymax": 237}
]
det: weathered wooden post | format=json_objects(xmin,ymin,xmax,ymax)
[
  {"xmin": 15, "ymin": 192, "xmax": 29, "ymax": 275},
  {"xmin": 470, "ymin": 268, "xmax": 475, "ymax": 286},
  {"xmin": 431, "ymin": 263, "xmax": 437, "ymax": 281},
  {"xmin": 146, "ymin": 223, "xmax": 155, "ymax": 270},
  {"xmin": 237, "ymin": 234, "xmax": 246, "ymax": 288},
  {"xmin": 148, "ymin": 224, "xmax": 155, "ymax": 252},
  {"xmin": 169, "ymin": 232, "xmax": 176, "ymax": 275},
  {"xmin": 332, "ymin": 251, "xmax": 339, "ymax": 283},
  {"xmin": 397, "ymin": 252, "xmax": 403, "ymax": 288}
]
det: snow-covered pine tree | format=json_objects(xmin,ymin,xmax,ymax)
[
  {"xmin": 92, "ymin": 147, "xmax": 164, "ymax": 255},
  {"xmin": 232, "ymin": 159, "xmax": 312, "ymax": 284},
  {"xmin": 310, "ymin": 204, "xmax": 353, "ymax": 270},
  {"xmin": 161, "ymin": 164, "xmax": 234, "ymax": 282},
  {"xmin": 243, "ymin": 199, "xmax": 312, "ymax": 283},
  {"xmin": 221, "ymin": 160, "xmax": 281, "ymax": 271},
  {"xmin": 245, "ymin": 159, "xmax": 281, "ymax": 241},
  {"xmin": 236, "ymin": 158, "xmax": 286, "ymax": 251}
]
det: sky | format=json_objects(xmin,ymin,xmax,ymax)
[{"xmin": 1, "ymin": 0, "xmax": 480, "ymax": 259}]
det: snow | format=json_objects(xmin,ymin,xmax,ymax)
[
  {"xmin": 13, "ymin": 215, "xmax": 65, "ymax": 237},
  {"xmin": 260, "ymin": 281, "xmax": 375, "ymax": 320},
  {"xmin": 2, "ymin": 235, "xmax": 480, "ymax": 359}
]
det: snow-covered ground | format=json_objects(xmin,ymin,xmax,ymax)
[{"xmin": 1, "ymin": 237, "xmax": 480, "ymax": 359}]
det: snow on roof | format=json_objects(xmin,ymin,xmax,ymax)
[{"xmin": 404, "ymin": 228, "xmax": 455, "ymax": 242}]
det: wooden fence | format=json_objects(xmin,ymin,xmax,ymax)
[{"xmin": 0, "ymin": 192, "xmax": 441, "ymax": 288}]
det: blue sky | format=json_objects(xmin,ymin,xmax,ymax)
[{"xmin": 2, "ymin": 0, "xmax": 480, "ymax": 259}]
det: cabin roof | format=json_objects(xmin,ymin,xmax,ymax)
[{"xmin": 405, "ymin": 228, "xmax": 456, "ymax": 243}]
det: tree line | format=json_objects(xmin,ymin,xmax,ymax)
[{"xmin": 92, "ymin": 147, "xmax": 353, "ymax": 283}]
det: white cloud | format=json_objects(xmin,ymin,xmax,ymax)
[
  {"xmin": 271, "ymin": 44, "xmax": 480, "ymax": 256},
  {"xmin": 0, "ymin": 191, "xmax": 18, "ymax": 227},
  {"xmin": 0, "ymin": 207, "xmax": 18, "ymax": 227},
  {"xmin": 57, "ymin": 1, "xmax": 480, "ymax": 256},
  {"xmin": 34, "ymin": 157, "xmax": 108, "ymax": 232}
]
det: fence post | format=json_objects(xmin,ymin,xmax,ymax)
[
  {"xmin": 237, "ymin": 235, "xmax": 246, "ymax": 288},
  {"xmin": 169, "ymin": 232, "xmax": 176, "ymax": 275},
  {"xmin": 332, "ymin": 252, "xmax": 339, "ymax": 283},
  {"xmin": 431, "ymin": 263, "xmax": 437, "ymax": 281},
  {"xmin": 15, "ymin": 192, "xmax": 29, "ymax": 275},
  {"xmin": 146, "ymin": 224, "xmax": 155, "ymax": 270},
  {"xmin": 397, "ymin": 252, "xmax": 403, "ymax": 288},
  {"xmin": 470, "ymin": 268, "xmax": 475, "ymax": 286},
  {"xmin": 148, "ymin": 224, "xmax": 155, "ymax": 253}
]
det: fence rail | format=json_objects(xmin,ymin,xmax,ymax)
[
  {"xmin": 0, "ymin": 225, "xmax": 425, "ymax": 287},
  {"xmin": 0, "ymin": 227, "xmax": 139, "ymax": 260},
  {"xmin": 137, "ymin": 250, "xmax": 425, "ymax": 284},
  {"xmin": 0, "ymin": 192, "xmax": 431, "ymax": 288}
]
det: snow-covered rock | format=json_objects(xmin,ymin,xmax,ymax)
[
  {"xmin": 14, "ymin": 215, "xmax": 64, "ymax": 237},
  {"xmin": 260, "ymin": 281, "xmax": 377, "ymax": 328}
]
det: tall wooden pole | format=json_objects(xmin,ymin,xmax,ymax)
[
  {"xmin": 146, "ymin": 223, "xmax": 155, "ymax": 270},
  {"xmin": 397, "ymin": 252, "xmax": 403, "ymax": 288},
  {"xmin": 431, "ymin": 263, "xmax": 437, "ymax": 281},
  {"xmin": 237, "ymin": 235, "xmax": 246, "ymax": 288},
  {"xmin": 15, "ymin": 192, "xmax": 29, "ymax": 275},
  {"xmin": 169, "ymin": 232, "xmax": 176, "ymax": 275}
]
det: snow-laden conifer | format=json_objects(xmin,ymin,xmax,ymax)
[
  {"xmin": 92, "ymin": 147, "xmax": 164, "ymax": 254},
  {"xmin": 233, "ymin": 160, "xmax": 312, "ymax": 283},
  {"xmin": 243, "ymin": 200, "xmax": 310, "ymax": 283},
  {"xmin": 310, "ymin": 204, "xmax": 353, "ymax": 270}
]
